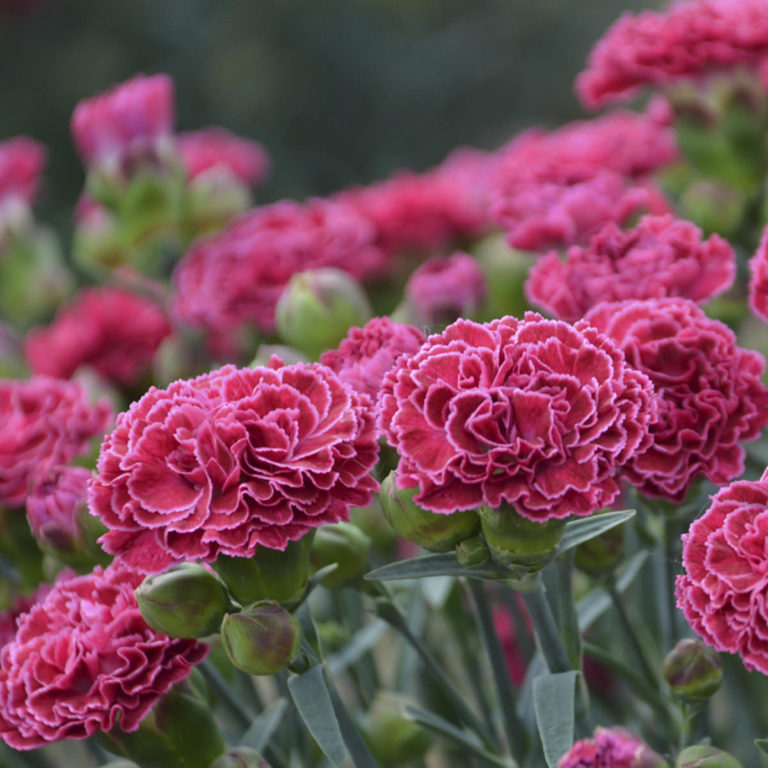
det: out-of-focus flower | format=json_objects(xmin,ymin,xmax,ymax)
[
  {"xmin": 527, "ymin": 215, "xmax": 735, "ymax": 321},
  {"xmin": 0, "ymin": 582, "xmax": 54, "ymax": 649},
  {"xmin": 171, "ymin": 198, "xmax": 385, "ymax": 338},
  {"xmin": 558, "ymin": 727, "xmax": 667, "ymax": 768},
  {"xmin": 71, "ymin": 74, "xmax": 176, "ymax": 179},
  {"xmin": 320, "ymin": 316, "xmax": 425, "ymax": 402},
  {"xmin": 24, "ymin": 287, "xmax": 171, "ymax": 387},
  {"xmin": 0, "ymin": 136, "xmax": 45, "ymax": 235},
  {"xmin": 576, "ymin": 0, "xmax": 768, "ymax": 108},
  {"xmin": 0, "ymin": 377, "xmax": 112, "ymax": 508},
  {"xmin": 492, "ymin": 602, "xmax": 530, "ymax": 686},
  {"xmin": 586, "ymin": 298, "xmax": 768, "ymax": 502},
  {"xmin": 89, "ymin": 361, "xmax": 379, "ymax": 573},
  {"xmin": 378, "ymin": 313, "xmax": 655, "ymax": 520},
  {"xmin": 403, "ymin": 252, "xmax": 487, "ymax": 324},
  {"xmin": 0, "ymin": 564, "xmax": 207, "ymax": 750},
  {"xmin": 748, "ymin": 224, "xmax": 768, "ymax": 322}
]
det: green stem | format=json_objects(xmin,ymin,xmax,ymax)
[
  {"xmin": 520, "ymin": 573, "xmax": 571, "ymax": 674},
  {"xmin": 200, "ymin": 659, "xmax": 252, "ymax": 730}
]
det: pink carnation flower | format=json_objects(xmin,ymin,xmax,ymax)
[
  {"xmin": 71, "ymin": 74, "xmax": 175, "ymax": 175},
  {"xmin": 0, "ymin": 136, "xmax": 45, "ymax": 211},
  {"xmin": 171, "ymin": 198, "xmax": 385, "ymax": 336},
  {"xmin": 586, "ymin": 298, "xmax": 768, "ymax": 502},
  {"xmin": 177, "ymin": 127, "xmax": 270, "ymax": 186},
  {"xmin": 404, "ymin": 252, "xmax": 487, "ymax": 324},
  {"xmin": 378, "ymin": 313, "xmax": 655, "ymax": 520},
  {"xmin": 0, "ymin": 564, "xmax": 207, "ymax": 749},
  {"xmin": 749, "ymin": 224, "xmax": 768, "ymax": 322},
  {"xmin": 89, "ymin": 360, "xmax": 379, "ymax": 573},
  {"xmin": 0, "ymin": 377, "xmax": 112, "ymax": 508},
  {"xmin": 577, "ymin": 0, "xmax": 768, "ymax": 108},
  {"xmin": 558, "ymin": 727, "xmax": 654, "ymax": 768},
  {"xmin": 527, "ymin": 215, "xmax": 735, "ymax": 321},
  {"xmin": 24, "ymin": 287, "xmax": 171, "ymax": 387},
  {"xmin": 677, "ymin": 474, "xmax": 768, "ymax": 674},
  {"xmin": 320, "ymin": 316, "xmax": 426, "ymax": 401}
]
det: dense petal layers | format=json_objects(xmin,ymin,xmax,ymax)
[{"xmin": 558, "ymin": 727, "xmax": 650, "ymax": 768}]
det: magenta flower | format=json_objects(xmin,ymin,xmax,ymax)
[
  {"xmin": 378, "ymin": 313, "xmax": 655, "ymax": 520},
  {"xmin": 172, "ymin": 198, "xmax": 385, "ymax": 337},
  {"xmin": 0, "ymin": 377, "xmax": 112, "ymax": 508},
  {"xmin": 89, "ymin": 360, "xmax": 379, "ymax": 573},
  {"xmin": 586, "ymin": 298, "xmax": 768, "ymax": 502},
  {"xmin": 0, "ymin": 564, "xmax": 207, "ymax": 750},
  {"xmin": 177, "ymin": 127, "xmax": 270, "ymax": 186},
  {"xmin": 71, "ymin": 74, "xmax": 175, "ymax": 176},
  {"xmin": 527, "ymin": 215, "xmax": 735, "ymax": 322},
  {"xmin": 320, "ymin": 316, "xmax": 426, "ymax": 401},
  {"xmin": 558, "ymin": 727, "xmax": 657, "ymax": 768},
  {"xmin": 749, "ymin": 224, "xmax": 768, "ymax": 323},
  {"xmin": 0, "ymin": 136, "xmax": 45, "ymax": 211},
  {"xmin": 24, "ymin": 287, "xmax": 171, "ymax": 387},
  {"xmin": 577, "ymin": 0, "xmax": 768, "ymax": 108}
]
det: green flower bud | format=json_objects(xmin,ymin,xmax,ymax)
[
  {"xmin": 379, "ymin": 471, "xmax": 479, "ymax": 553},
  {"xmin": 634, "ymin": 746, "xmax": 671, "ymax": 768},
  {"xmin": 679, "ymin": 181, "xmax": 745, "ymax": 238},
  {"xmin": 663, "ymin": 639, "xmax": 723, "ymax": 701},
  {"xmin": 209, "ymin": 746, "xmax": 266, "ymax": 768},
  {"xmin": 455, "ymin": 535, "xmax": 490, "ymax": 567},
  {"xmin": 362, "ymin": 692, "xmax": 431, "ymax": 766},
  {"xmin": 275, "ymin": 268, "xmax": 372, "ymax": 359},
  {"xmin": 135, "ymin": 563, "xmax": 229, "ymax": 638},
  {"xmin": 182, "ymin": 174, "xmax": 252, "ymax": 239},
  {"xmin": 310, "ymin": 522, "xmax": 370, "ymax": 588},
  {"xmin": 478, "ymin": 503, "xmax": 565, "ymax": 569},
  {"xmin": 676, "ymin": 746, "xmax": 745, "ymax": 768},
  {"xmin": 214, "ymin": 536, "xmax": 313, "ymax": 607},
  {"xmin": 221, "ymin": 601, "xmax": 301, "ymax": 676},
  {"xmin": 574, "ymin": 511, "xmax": 624, "ymax": 576},
  {"xmin": 250, "ymin": 344, "xmax": 308, "ymax": 368}
]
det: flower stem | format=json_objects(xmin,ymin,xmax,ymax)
[{"xmin": 519, "ymin": 573, "xmax": 571, "ymax": 674}]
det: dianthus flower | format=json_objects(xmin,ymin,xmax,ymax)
[
  {"xmin": 172, "ymin": 198, "xmax": 385, "ymax": 336},
  {"xmin": 0, "ymin": 377, "xmax": 112, "ymax": 508},
  {"xmin": 676, "ymin": 474, "xmax": 768, "ymax": 674},
  {"xmin": 0, "ymin": 564, "xmax": 207, "ymax": 749},
  {"xmin": 0, "ymin": 136, "xmax": 45, "ymax": 212},
  {"xmin": 24, "ymin": 287, "xmax": 171, "ymax": 387},
  {"xmin": 527, "ymin": 215, "xmax": 735, "ymax": 322},
  {"xmin": 378, "ymin": 313, "xmax": 655, "ymax": 520},
  {"xmin": 71, "ymin": 74, "xmax": 175, "ymax": 176},
  {"xmin": 89, "ymin": 360, "xmax": 379, "ymax": 573},
  {"xmin": 558, "ymin": 727, "xmax": 659, "ymax": 768},
  {"xmin": 404, "ymin": 252, "xmax": 487, "ymax": 324},
  {"xmin": 749, "ymin": 225, "xmax": 768, "ymax": 323},
  {"xmin": 586, "ymin": 298, "xmax": 768, "ymax": 502},
  {"xmin": 577, "ymin": 0, "xmax": 768, "ymax": 108},
  {"xmin": 320, "ymin": 316, "xmax": 425, "ymax": 401},
  {"xmin": 177, "ymin": 127, "xmax": 270, "ymax": 186}
]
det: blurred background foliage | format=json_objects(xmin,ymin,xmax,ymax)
[{"xmin": 0, "ymin": 0, "xmax": 657, "ymax": 236}]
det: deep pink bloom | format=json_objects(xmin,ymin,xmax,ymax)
[
  {"xmin": 89, "ymin": 360, "xmax": 379, "ymax": 573},
  {"xmin": 24, "ymin": 287, "xmax": 171, "ymax": 387},
  {"xmin": 177, "ymin": 128, "xmax": 270, "ymax": 186},
  {"xmin": 527, "ymin": 215, "xmax": 735, "ymax": 321},
  {"xmin": 0, "ymin": 136, "xmax": 46, "ymax": 210},
  {"xmin": 577, "ymin": 0, "xmax": 768, "ymax": 108},
  {"xmin": 0, "ymin": 564, "xmax": 207, "ymax": 749},
  {"xmin": 26, "ymin": 466, "xmax": 91, "ymax": 552},
  {"xmin": 404, "ymin": 252, "xmax": 488, "ymax": 324},
  {"xmin": 172, "ymin": 198, "xmax": 385, "ymax": 335},
  {"xmin": 586, "ymin": 298, "xmax": 768, "ymax": 502},
  {"xmin": 558, "ymin": 727, "xmax": 650, "ymax": 768},
  {"xmin": 378, "ymin": 313, "xmax": 655, "ymax": 520},
  {"xmin": 677, "ymin": 475, "xmax": 768, "ymax": 674},
  {"xmin": 71, "ymin": 74, "xmax": 175, "ymax": 174},
  {"xmin": 320, "ymin": 316, "xmax": 426, "ymax": 401},
  {"xmin": 749, "ymin": 224, "xmax": 768, "ymax": 322},
  {"xmin": 0, "ymin": 378, "xmax": 112, "ymax": 508}
]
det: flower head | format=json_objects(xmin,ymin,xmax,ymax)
[
  {"xmin": 0, "ymin": 136, "xmax": 45, "ymax": 211},
  {"xmin": 527, "ymin": 215, "xmax": 735, "ymax": 321},
  {"xmin": 558, "ymin": 727, "xmax": 661, "ymax": 768},
  {"xmin": 0, "ymin": 377, "xmax": 112, "ymax": 508},
  {"xmin": 0, "ymin": 564, "xmax": 207, "ymax": 749},
  {"xmin": 89, "ymin": 360, "xmax": 379, "ymax": 573},
  {"xmin": 586, "ymin": 298, "xmax": 768, "ymax": 502},
  {"xmin": 177, "ymin": 128, "xmax": 270, "ymax": 186},
  {"xmin": 378, "ymin": 313, "xmax": 655, "ymax": 521},
  {"xmin": 24, "ymin": 287, "xmax": 171, "ymax": 387}
]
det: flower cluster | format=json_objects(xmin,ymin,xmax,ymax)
[
  {"xmin": 89, "ymin": 360, "xmax": 379, "ymax": 572},
  {"xmin": 527, "ymin": 215, "xmax": 735, "ymax": 321},
  {"xmin": 0, "ymin": 564, "xmax": 207, "ymax": 749},
  {"xmin": 558, "ymin": 727, "xmax": 657, "ymax": 768},
  {"xmin": 379, "ymin": 313, "xmax": 655, "ymax": 520}
]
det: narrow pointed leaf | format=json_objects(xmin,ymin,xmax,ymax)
[
  {"xmin": 365, "ymin": 552, "xmax": 505, "ymax": 582},
  {"xmin": 756, "ymin": 738, "xmax": 768, "ymax": 754},
  {"xmin": 327, "ymin": 620, "xmax": 388, "ymax": 677},
  {"xmin": 533, "ymin": 671, "xmax": 578, "ymax": 767},
  {"xmin": 239, "ymin": 698, "xmax": 289, "ymax": 753},
  {"xmin": 555, "ymin": 510, "xmax": 635, "ymax": 557}
]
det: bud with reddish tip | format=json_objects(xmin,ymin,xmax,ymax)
[
  {"xmin": 220, "ymin": 601, "xmax": 301, "ymax": 676},
  {"xmin": 676, "ymin": 746, "xmax": 744, "ymax": 767},
  {"xmin": 310, "ymin": 522, "xmax": 370, "ymax": 588},
  {"xmin": 663, "ymin": 638, "xmax": 723, "ymax": 701}
]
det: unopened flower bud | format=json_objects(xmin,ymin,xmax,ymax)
[
  {"xmin": 275, "ymin": 268, "xmax": 372, "ymax": 358},
  {"xmin": 310, "ymin": 522, "xmax": 370, "ymax": 588},
  {"xmin": 479, "ymin": 504, "xmax": 565, "ymax": 569},
  {"xmin": 209, "ymin": 746, "xmax": 267, "ymax": 768},
  {"xmin": 250, "ymin": 344, "xmax": 308, "ymax": 368},
  {"xmin": 634, "ymin": 746, "xmax": 671, "ymax": 768},
  {"xmin": 362, "ymin": 692, "xmax": 431, "ymax": 766},
  {"xmin": 676, "ymin": 745, "xmax": 744, "ymax": 768},
  {"xmin": 663, "ymin": 639, "xmax": 723, "ymax": 701},
  {"xmin": 380, "ymin": 471, "xmax": 479, "ymax": 553},
  {"xmin": 136, "ymin": 563, "xmax": 229, "ymax": 638},
  {"xmin": 680, "ymin": 181, "xmax": 744, "ymax": 238},
  {"xmin": 456, "ymin": 535, "xmax": 490, "ymax": 567},
  {"xmin": 574, "ymin": 513, "xmax": 623, "ymax": 576},
  {"xmin": 213, "ymin": 535, "xmax": 313, "ymax": 606},
  {"xmin": 220, "ymin": 601, "xmax": 301, "ymax": 676}
]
